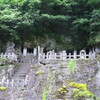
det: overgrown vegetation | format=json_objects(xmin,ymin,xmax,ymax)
[
  {"xmin": 69, "ymin": 82, "xmax": 93, "ymax": 100},
  {"xmin": 0, "ymin": 0, "xmax": 100, "ymax": 51}
]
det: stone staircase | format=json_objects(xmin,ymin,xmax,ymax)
[
  {"xmin": 11, "ymin": 55, "xmax": 37, "ymax": 80},
  {"xmin": 11, "ymin": 63, "xmax": 33, "ymax": 81}
]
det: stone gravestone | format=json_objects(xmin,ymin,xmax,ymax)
[
  {"xmin": 5, "ymin": 42, "xmax": 16, "ymax": 54},
  {"xmin": 80, "ymin": 50, "xmax": 86, "ymax": 59}
]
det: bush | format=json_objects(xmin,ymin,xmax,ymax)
[
  {"xmin": 35, "ymin": 70, "xmax": 44, "ymax": 75},
  {"xmin": 0, "ymin": 87, "xmax": 7, "ymax": 91},
  {"xmin": 69, "ymin": 82, "xmax": 93, "ymax": 100}
]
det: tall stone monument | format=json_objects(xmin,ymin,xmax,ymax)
[{"xmin": 5, "ymin": 42, "xmax": 16, "ymax": 54}]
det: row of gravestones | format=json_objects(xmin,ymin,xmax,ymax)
[{"xmin": 0, "ymin": 78, "xmax": 25, "ymax": 89}]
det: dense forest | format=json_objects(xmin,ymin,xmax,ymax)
[{"xmin": 0, "ymin": 0, "xmax": 100, "ymax": 51}]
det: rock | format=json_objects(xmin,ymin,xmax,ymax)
[{"xmin": 5, "ymin": 42, "xmax": 15, "ymax": 54}]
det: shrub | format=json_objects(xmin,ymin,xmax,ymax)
[
  {"xmin": 69, "ymin": 82, "xmax": 87, "ymax": 90},
  {"xmin": 69, "ymin": 82, "xmax": 93, "ymax": 100},
  {"xmin": 57, "ymin": 85, "xmax": 68, "ymax": 95},
  {"xmin": 0, "ymin": 87, "xmax": 7, "ymax": 91},
  {"xmin": 35, "ymin": 70, "xmax": 44, "ymax": 75}
]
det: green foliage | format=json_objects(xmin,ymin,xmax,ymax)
[
  {"xmin": 0, "ymin": 0, "xmax": 99, "ymax": 50},
  {"xmin": 42, "ymin": 87, "xmax": 47, "ymax": 100},
  {"xmin": 89, "ymin": 9, "xmax": 100, "ymax": 44},
  {"xmin": 68, "ymin": 60, "xmax": 75, "ymax": 73},
  {"xmin": 42, "ymin": 14, "xmax": 70, "ymax": 21},
  {"xmin": 92, "ymin": 94, "xmax": 100, "ymax": 100},
  {"xmin": 69, "ymin": 82, "xmax": 93, "ymax": 100},
  {"xmin": 35, "ymin": 70, "xmax": 44, "ymax": 75},
  {"xmin": 0, "ymin": 57, "xmax": 7, "ymax": 60},
  {"xmin": 0, "ymin": 87, "xmax": 7, "ymax": 91},
  {"xmin": 57, "ymin": 86, "xmax": 68, "ymax": 95}
]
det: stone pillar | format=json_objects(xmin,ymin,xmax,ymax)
[
  {"xmin": 23, "ymin": 47, "xmax": 27, "ymax": 56},
  {"xmin": 33, "ymin": 48, "xmax": 37, "ymax": 56},
  {"xmin": 49, "ymin": 51, "xmax": 52, "ymax": 59},
  {"xmin": 41, "ymin": 47, "xmax": 44, "ymax": 54},
  {"xmin": 69, "ymin": 53, "xmax": 71, "ymax": 59},
  {"xmin": 60, "ymin": 52, "xmax": 62, "ymax": 59},
  {"xmin": 62, "ymin": 50, "xmax": 66, "ymax": 60},
  {"xmin": 43, "ymin": 53, "xmax": 45, "ymax": 59},
  {"xmin": 89, "ymin": 51, "xmax": 92, "ymax": 59},
  {"xmin": 38, "ymin": 46, "xmax": 41, "ymax": 55},
  {"xmin": 54, "ymin": 53, "xmax": 57, "ymax": 59},
  {"xmin": 73, "ymin": 50, "xmax": 77, "ymax": 59}
]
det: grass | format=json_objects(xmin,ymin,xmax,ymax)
[
  {"xmin": 68, "ymin": 59, "xmax": 75, "ymax": 73},
  {"xmin": 92, "ymin": 94, "xmax": 100, "ymax": 100},
  {"xmin": 42, "ymin": 87, "xmax": 47, "ymax": 100},
  {"xmin": 0, "ymin": 66, "xmax": 8, "ymax": 69},
  {"xmin": 0, "ymin": 57, "xmax": 7, "ymax": 60}
]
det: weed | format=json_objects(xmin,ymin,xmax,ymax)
[
  {"xmin": 42, "ymin": 87, "xmax": 47, "ymax": 100},
  {"xmin": 68, "ymin": 59, "xmax": 75, "ymax": 73}
]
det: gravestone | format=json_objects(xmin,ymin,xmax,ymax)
[
  {"xmin": 80, "ymin": 50, "xmax": 86, "ymax": 59},
  {"xmin": 62, "ymin": 50, "xmax": 66, "ymax": 59},
  {"xmin": 34, "ymin": 48, "xmax": 37, "ymax": 56},
  {"xmin": 23, "ymin": 47, "xmax": 27, "ymax": 56}
]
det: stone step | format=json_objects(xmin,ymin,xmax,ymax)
[
  {"xmin": 16, "ymin": 68, "xmax": 29, "ymax": 71},
  {"xmin": 15, "ymin": 69, "xmax": 29, "ymax": 73},
  {"xmin": 15, "ymin": 71, "xmax": 28, "ymax": 74},
  {"xmin": 12, "ymin": 75, "xmax": 25, "ymax": 77},
  {"xmin": 11, "ymin": 62, "xmax": 35, "ymax": 80},
  {"xmin": 14, "ymin": 69, "xmax": 29, "ymax": 73},
  {"xmin": 13, "ymin": 72, "xmax": 26, "ymax": 75},
  {"xmin": 18, "ymin": 68, "xmax": 29, "ymax": 70},
  {"xmin": 11, "ymin": 76, "xmax": 25, "ymax": 79}
]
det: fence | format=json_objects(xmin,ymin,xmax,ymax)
[
  {"xmin": 0, "ymin": 52, "xmax": 17, "ymax": 62},
  {"xmin": 38, "ymin": 50, "xmax": 96, "ymax": 61},
  {"xmin": 0, "ymin": 65, "xmax": 19, "ymax": 80},
  {"xmin": 0, "ymin": 79, "xmax": 25, "ymax": 89}
]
